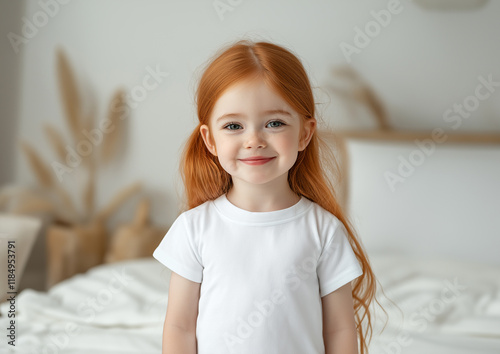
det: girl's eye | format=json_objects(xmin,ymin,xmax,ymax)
[
  {"xmin": 222, "ymin": 120, "xmax": 286, "ymax": 130},
  {"xmin": 223, "ymin": 122, "xmax": 241, "ymax": 130},
  {"xmin": 267, "ymin": 120, "xmax": 286, "ymax": 128}
]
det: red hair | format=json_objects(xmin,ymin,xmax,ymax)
[{"xmin": 180, "ymin": 39, "xmax": 379, "ymax": 353}]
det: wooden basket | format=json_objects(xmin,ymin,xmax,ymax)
[{"xmin": 46, "ymin": 220, "xmax": 107, "ymax": 288}]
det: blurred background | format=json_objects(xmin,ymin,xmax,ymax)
[{"xmin": 1, "ymin": 0, "xmax": 499, "ymax": 293}]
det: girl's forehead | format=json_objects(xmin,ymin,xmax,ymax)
[{"xmin": 211, "ymin": 79, "xmax": 298, "ymax": 118}]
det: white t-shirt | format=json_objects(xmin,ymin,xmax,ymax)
[{"xmin": 153, "ymin": 193, "xmax": 363, "ymax": 354}]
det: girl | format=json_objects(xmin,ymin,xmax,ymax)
[{"xmin": 153, "ymin": 39, "xmax": 378, "ymax": 354}]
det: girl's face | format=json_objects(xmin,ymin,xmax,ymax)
[{"xmin": 200, "ymin": 78, "xmax": 315, "ymax": 189}]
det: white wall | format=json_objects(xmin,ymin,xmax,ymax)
[
  {"xmin": 0, "ymin": 0, "xmax": 25, "ymax": 185},
  {"xmin": 2, "ymin": 0, "xmax": 499, "ymax": 262}
]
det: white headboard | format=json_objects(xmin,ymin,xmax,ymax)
[{"xmin": 345, "ymin": 139, "xmax": 500, "ymax": 266}]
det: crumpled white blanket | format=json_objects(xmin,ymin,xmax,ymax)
[
  {"xmin": 0, "ymin": 254, "xmax": 499, "ymax": 354},
  {"xmin": 368, "ymin": 254, "xmax": 500, "ymax": 354},
  {"xmin": 0, "ymin": 258, "xmax": 171, "ymax": 353}
]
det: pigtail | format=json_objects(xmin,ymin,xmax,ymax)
[{"xmin": 179, "ymin": 122, "xmax": 231, "ymax": 211}]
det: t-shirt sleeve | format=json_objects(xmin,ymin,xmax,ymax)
[
  {"xmin": 317, "ymin": 221, "xmax": 363, "ymax": 297},
  {"xmin": 153, "ymin": 213, "xmax": 203, "ymax": 283}
]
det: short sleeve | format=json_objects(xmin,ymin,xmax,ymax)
[
  {"xmin": 153, "ymin": 213, "xmax": 203, "ymax": 283},
  {"xmin": 317, "ymin": 222, "xmax": 363, "ymax": 297}
]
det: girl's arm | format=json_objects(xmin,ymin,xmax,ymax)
[
  {"xmin": 321, "ymin": 282, "xmax": 359, "ymax": 354},
  {"xmin": 162, "ymin": 271, "xmax": 201, "ymax": 354}
]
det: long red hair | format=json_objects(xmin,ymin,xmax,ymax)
[{"xmin": 180, "ymin": 39, "xmax": 378, "ymax": 353}]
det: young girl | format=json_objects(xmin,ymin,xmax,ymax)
[{"xmin": 153, "ymin": 39, "xmax": 377, "ymax": 354}]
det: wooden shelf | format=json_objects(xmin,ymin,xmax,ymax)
[{"xmin": 331, "ymin": 129, "xmax": 500, "ymax": 145}]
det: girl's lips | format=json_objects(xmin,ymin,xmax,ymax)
[{"xmin": 240, "ymin": 157, "xmax": 275, "ymax": 165}]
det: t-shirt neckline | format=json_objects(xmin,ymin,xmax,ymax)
[{"xmin": 213, "ymin": 193, "xmax": 312, "ymax": 225}]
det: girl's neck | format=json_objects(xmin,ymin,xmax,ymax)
[{"xmin": 225, "ymin": 187, "xmax": 300, "ymax": 212}]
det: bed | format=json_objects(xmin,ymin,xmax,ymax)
[
  {"xmin": 1, "ymin": 137, "xmax": 499, "ymax": 353},
  {"xmin": 0, "ymin": 253, "xmax": 499, "ymax": 353}
]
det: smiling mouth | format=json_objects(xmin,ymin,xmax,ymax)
[{"xmin": 239, "ymin": 157, "xmax": 275, "ymax": 165}]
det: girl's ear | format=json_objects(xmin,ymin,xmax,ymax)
[
  {"xmin": 298, "ymin": 118, "xmax": 316, "ymax": 151},
  {"xmin": 200, "ymin": 124, "xmax": 217, "ymax": 156}
]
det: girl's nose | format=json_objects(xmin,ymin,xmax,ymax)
[{"xmin": 244, "ymin": 130, "xmax": 266, "ymax": 149}]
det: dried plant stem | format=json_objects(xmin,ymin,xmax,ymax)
[
  {"xmin": 329, "ymin": 66, "xmax": 390, "ymax": 131},
  {"xmin": 21, "ymin": 141, "xmax": 55, "ymax": 188},
  {"xmin": 81, "ymin": 95, "xmax": 97, "ymax": 170},
  {"xmin": 134, "ymin": 198, "xmax": 150, "ymax": 226},
  {"xmin": 101, "ymin": 89, "xmax": 127, "ymax": 164},
  {"xmin": 44, "ymin": 123, "xmax": 68, "ymax": 163},
  {"xmin": 21, "ymin": 141, "xmax": 80, "ymax": 222},
  {"xmin": 83, "ymin": 154, "xmax": 96, "ymax": 222},
  {"xmin": 96, "ymin": 181, "xmax": 142, "ymax": 222},
  {"xmin": 53, "ymin": 184, "xmax": 80, "ymax": 223},
  {"xmin": 56, "ymin": 48, "xmax": 82, "ymax": 144}
]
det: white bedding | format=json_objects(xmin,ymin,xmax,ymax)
[
  {"xmin": 368, "ymin": 254, "xmax": 500, "ymax": 354},
  {"xmin": 1, "ymin": 254, "xmax": 499, "ymax": 353},
  {"xmin": 0, "ymin": 258, "xmax": 171, "ymax": 353}
]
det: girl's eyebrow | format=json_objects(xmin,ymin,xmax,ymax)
[{"xmin": 216, "ymin": 109, "xmax": 292, "ymax": 123}]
